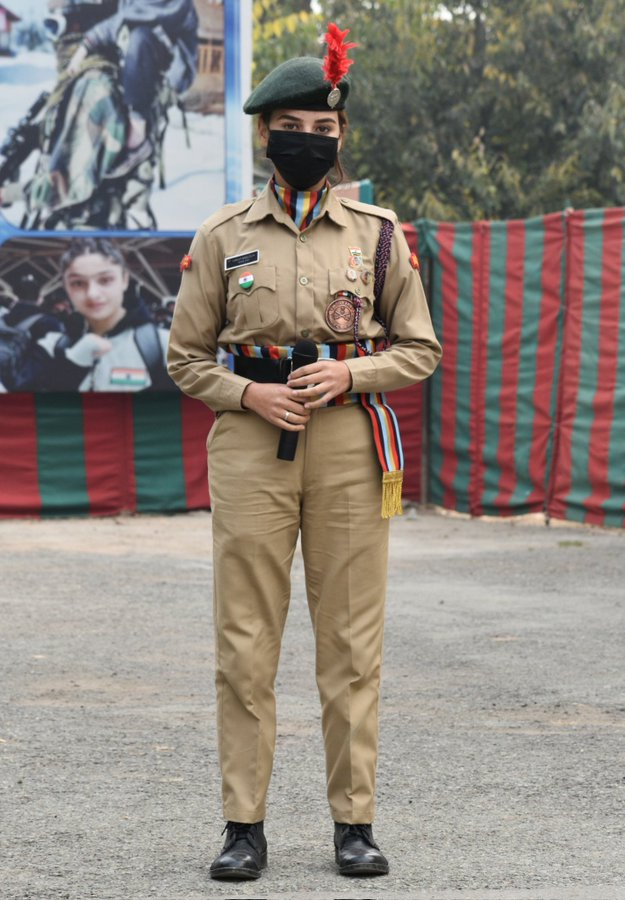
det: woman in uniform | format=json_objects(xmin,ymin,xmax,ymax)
[{"xmin": 167, "ymin": 24, "xmax": 442, "ymax": 882}]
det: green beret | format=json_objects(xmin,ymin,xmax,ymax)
[{"xmin": 243, "ymin": 57, "xmax": 350, "ymax": 115}]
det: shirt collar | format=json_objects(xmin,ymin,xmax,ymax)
[{"xmin": 244, "ymin": 180, "xmax": 349, "ymax": 229}]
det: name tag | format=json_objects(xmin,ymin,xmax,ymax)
[{"xmin": 224, "ymin": 249, "xmax": 260, "ymax": 271}]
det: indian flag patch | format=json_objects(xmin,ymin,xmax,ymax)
[
  {"xmin": 110, "ymin": 367, "xmax": 148, "ymax": 387},
  {"xmin": 238, "ymin": 271, "xmax": 254, "ymax": 290}
]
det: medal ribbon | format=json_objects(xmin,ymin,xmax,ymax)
[{"xmin": 226, "ymin": 341, "xmax": 404, "ymax": 517}]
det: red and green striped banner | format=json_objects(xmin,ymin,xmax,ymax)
[
  {"xmin": 548, "ymin": 209, "xmax": 625, "ymax": 526},
  {"xmin": 0, "ymin": 393, "xmax": 213, "ymax": 518},
  {"xmin": 421, "ymin": 208, "xmax": 625, "ymax": 527},
  {"xmin": 422, "ymin": 213, "xmax": 565, "ymax": 517}
]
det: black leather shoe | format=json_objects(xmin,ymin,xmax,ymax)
[
  {"xmin": 209, "ymin": 820, "xmax": 267, "ymax": 880},
  {"xmin": 334, "ymin": 823, "xmax": 389, "ymax": 876}
]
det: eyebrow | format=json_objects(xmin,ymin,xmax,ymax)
[
  {"xmin": 66, "ymin": 268, "xmax": 117, "ymax": 279},
  {"xmin": 276, "ymin": 114, "xmax": 337, "ymax": 125}
]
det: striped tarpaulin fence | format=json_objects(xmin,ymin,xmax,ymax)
[
  {"xmin": 420, "ymin": 208, "xmax": 625, "ymax": 528},
  {"xmin": 422, "ymin": 213, "xmax": 565, "ymax": 517},
  {"xmin": 548, "ymin": 209, "xmax": 625, "ymax": 527},
  {"xmin": 0, "ymin": 394, "xmax": 213, "ymax": 517},
  {"xmin": 0, "ymin": 388, "xmax": 423, "ymax": 517}
]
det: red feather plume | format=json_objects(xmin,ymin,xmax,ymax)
[{"xmin": 322, "ymin": 23, "xmax": 357, "ymax": 89}]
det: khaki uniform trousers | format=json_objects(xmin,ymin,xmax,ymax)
[{"xmin": 207, "ymin": 403, "xmax": 390, "ymax": 824}]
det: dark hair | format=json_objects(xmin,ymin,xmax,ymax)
[
  {"xmin": 18, "ymin": 273, "xmax": 41, "ymax": 304},
  {"xmin": 60, "ymin": 238, "xmax": 127, "ymax": 275},
  {"xmin": 334, "ymin": 110, "xmax": 349, "ymax": 184},
  {"xmin": 260, "ymin": 109, "xmax": 349, "ymax": 185}
]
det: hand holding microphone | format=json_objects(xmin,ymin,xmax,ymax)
[
  {"xmin": 240, "ymin": 338, "xmax": 351, "ymax": 459},
  {"xmin": 277, "ymin": 339, "xmax": 318, "ymax": 461}
]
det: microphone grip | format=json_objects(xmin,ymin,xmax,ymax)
[
  {"xmin": 277, "ymin": 339, "xmax": 318, "ymax": 462},
  {"xmin": 277, "ymin": 429, "xmax": 298, "ymax": 461}
]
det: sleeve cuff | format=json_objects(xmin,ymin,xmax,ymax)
[
  {"xmin": 343, "ymin": 356, "xmax": 378, "ymax": 393},
  {"xmin": 217, "ymin": 373, "xmax": 252, "ymax": 410}
]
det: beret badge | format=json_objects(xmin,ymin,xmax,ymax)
[{"xmin": 327, "ymin": 87, "xmax": 341, "ymax": 109}]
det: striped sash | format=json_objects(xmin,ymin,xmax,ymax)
[{"xmin": 226, "ymin": 341, "xmax": 404, "ymax": 518}]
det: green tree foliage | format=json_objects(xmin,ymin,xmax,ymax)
[
  {"xmin": 253, "ymin": 0, "xmax": 625, "ymax": 220},
  {"xmin": 320, "ymin": 0, "xmax": 442, "ymax": 219},
  {"xmin": 477, "ymin": 0, "xmax": 625, "ymax": 217},
  {"xmin": 253, "ymin": 0, "xmax": 320, "ymax": 80}
]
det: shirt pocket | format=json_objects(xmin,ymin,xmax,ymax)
[
  {"xmin": 226, "ymin": 265, "xmax": 278, "ymax": 331},
  {"xmin": 327, "ymin": 267, "xmax": 376, "ymax": 330}
]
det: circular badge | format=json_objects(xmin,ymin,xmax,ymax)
[
  {"xmin": 239, "ymin": 271, "xmax": 254, "ymax": 290},
  {"xmin": 346, "ymin": 267, "xmax": 358, "ymax": 282},
  {"xmin": 327, "ymin": 87, "xmax": 341, "ymax": 108},
  {"xmin": 361, "ymin": 269, "xmax": 372, "ymax": 285},
  {"xmin": 325, "ymin": 296, "xmax": 355, "ymax": 333}
]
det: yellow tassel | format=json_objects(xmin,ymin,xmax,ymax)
[{"xmin": 381, "ymin": 470, "xmax": 403, "ymax": 519}]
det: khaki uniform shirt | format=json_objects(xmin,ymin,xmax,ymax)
[{"xmin": 167, "ymin": 183, "xmax": 441, "ymax": 411}]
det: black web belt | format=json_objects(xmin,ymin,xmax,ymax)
[{"xmin": 233, "ymin": 356, "xmax": 291, "ymax": 384}]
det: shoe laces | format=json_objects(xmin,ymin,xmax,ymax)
[
  {"xmin": 343, "ymin": 823, "xmax": 375, "ymax": 846},
  {"xmin": 222, "ymin": 821, "xmax": 258, "ymax": 850}
]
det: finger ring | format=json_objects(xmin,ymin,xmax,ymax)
[{"xmin": 284, "ymin": 411, "xmax": 290, "ymax": 421}]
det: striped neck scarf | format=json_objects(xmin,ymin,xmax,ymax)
[{"xmin": 271, "ymin": 177, "xmax": 328, "ymax": 231}]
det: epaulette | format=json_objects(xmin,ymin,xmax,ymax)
[
  {"xmin": 337, "ymin": 196, "xmax": 397, "ymax": 222},
  {"xmin": 199, "ymin": 198, "xmax": 256, "ymax": 234}
]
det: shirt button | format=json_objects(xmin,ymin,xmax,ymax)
[
  {"xmin": 299, "ymin": 234, "xmax": 307, "ymax": 242},
  {"xmin": 299, "ymin": 275, "xmax": 309, "ymax": 285},
  {"xmin": 301, "ymin": 329, "xmax": 310, "ymax": 337}
]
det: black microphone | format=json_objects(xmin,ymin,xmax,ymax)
[{"xmin": 277, "ymin": 339, "xmax": 318, "ymax": 461}]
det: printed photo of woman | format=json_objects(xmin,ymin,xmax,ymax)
[{"xmin": 16, "ymin": 237, "xmax": 172, "ymax": 391}]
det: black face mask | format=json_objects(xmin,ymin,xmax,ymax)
[{"xmin": 266, "ymin": 130, "xmax": 339, "ymax": 191}]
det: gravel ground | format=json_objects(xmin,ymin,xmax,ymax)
[{"xmin": 1, "ymin": 508, "xmax": 624, "ymax": 900}]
